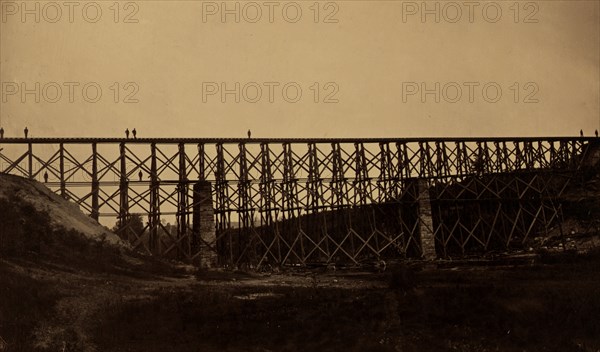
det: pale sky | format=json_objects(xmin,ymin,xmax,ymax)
[{"xmin": 0, "ymin": 0, "xmax": 598, "ymax": 138}]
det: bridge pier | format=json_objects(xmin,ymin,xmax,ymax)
[
  {"xmin": 416, "ymin": 179, "xmax": 437, "ymax": 260},
  {"xmin": 193, "ymin": 181, "xmax": 217, "ymax": 268}
]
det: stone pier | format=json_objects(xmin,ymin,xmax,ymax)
[
  {"xmin": 417, "ymin": 179, "xmax": 437, "ymax": 260},
  {"xmin": 193, "ymin": 181, "xmax": 217, "ymax": 268}
]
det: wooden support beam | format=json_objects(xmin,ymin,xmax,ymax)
[
  {"xmin": 118, "ymin": 142, "xmax": 129, "ymax": 240},
  {"xmin": 177, "ymin": 143, "xmax": 189, "ymax": 259},
  {"xmin": 91, "ymin": 143, "xmax": 99, "ymax": 221},
  {"xmin": 27, "ymin": 143, "xmax": 33, "ymax": 179},
  {"xmin": 59, "ymin": 143, "xmax": 66, "ymax": 198},
  {"xmin": 149, "ymin": 143, "xmax": 160, "ymax": 254}
]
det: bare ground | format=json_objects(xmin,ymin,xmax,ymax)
[{"xmin": 2, "ymin": 253, "xmax": 600, "ymax": 352}]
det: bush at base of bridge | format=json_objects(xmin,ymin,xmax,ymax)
[{"xmin": 0, "ymin": 195, "xmax": 57, "ymax": 257}]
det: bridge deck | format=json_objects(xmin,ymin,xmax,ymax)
[{"xmin": 0, "ymin": 136, "xmax": 594, "ymax": 144}]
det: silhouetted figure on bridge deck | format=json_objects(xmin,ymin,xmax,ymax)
[
  {"xmin": 580, "ymin": 129, "xmax": 584, "ymax": 137},
  {"xmin": 132, "ymin": 128, "xmax": 137, "ymax": 139},
  {"xmin": 247, "ymin": 129, "xmax": 251, "ymax": 139},
  {"xmin": 125, "ymin": 128, "xmax": 130, "ymax": 139},
  {"xmin": 43, "ymin": 171, "xmax": 48, "ymax": 183},
  {"xmin": 0, "ymin": 127, "xmax": 4, "ymax": 139},
  {"xmin": 138, "ymin": 170, "xmax": 143, "ymax": 181},
  {"xmin": 595, "ymin": 130, "xmax": 598, "ymax": 138},
  {"xmin": 24, "ymin": 127, "xmax": 28, "ymax": 138}
]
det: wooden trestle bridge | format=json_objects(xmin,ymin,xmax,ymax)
[{"xmin": 0, "ymin": 137, "xmax": 598, "ymax": 267}]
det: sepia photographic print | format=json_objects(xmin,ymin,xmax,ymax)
[{"xmin": 0, "ymin": 1, "xmax": 599, "ymax": 351}]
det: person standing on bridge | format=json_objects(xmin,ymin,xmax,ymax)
[
  {"xmin": 138, "ymin": 170, "xmax": 143, "ymax": 181},
  {"xmin": 132, "ymin": 128, "xmax": 137, "ymax": 139},
  {"xmin": 0, "ymin": 127, "xmax": 4, "ymax": 139},
  {"xmin": 43, "ymin": 171, "xmax": 48, "ymax": 183},
  {"xmin": 125, "ymin": 128, "xmax": 130, "ymax": 139},
  {"xmin": 247, "ymin": 129, "xmax": 251, "ymax": 139},
  {"xmin": 24, "ymin": 127, "xmax": 28, "ymax": 138}
]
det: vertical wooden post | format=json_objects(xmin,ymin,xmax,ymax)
[
  {"xmin": 177, "ymin": 143, "xmax": 189, "ymax": 259},
  {"xmin": 191, "ymin": 143, "xmax": 206, "ymax": 258},
  {"xmin": 118, "ymin": 142, "xmax": 129, "ymax": 241},
  {"xmin": 258, "ymin": 142, "xmax": 277, "ymax": 267},
  {"xmin": 281, "ymin": 143, "xmax": 294, "ymax": 264},
  {"xmin": 198, "ymin": 143, "xmax": 205, "ymax": 181},
  {"xmin": 308, "ymin": 142, "xmax": 325, "ymax": 263},
  {"xmin": 332, "ymin": 142, "xmax": 352, "ymax": 260},
  {"xmin": 354, "ymin": 142, "xmax": 367, "ymax": 206},
  {"xmin": 91, "ymin": 143, "xmax": 99, "ymax": 221},
  {"xmin": 235, "ymin": 142, "xmax": 255, "ymax": 265},
  {"xmin": 149, "ymin": 143, "xmax": 160, "ymax": 254},
  {"xmin": 59, "ymin": 143, "xmax": 66, "ymax": 198},
  {"xmin": 215, "ymin": 143, "xmax": 232, "ymax": 265},
  {"xmin": 28, "ymin": 143, "xmax": 33, "ymax": 179}
]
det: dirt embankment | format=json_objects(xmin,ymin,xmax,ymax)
[
  {"xmin": 0, "ymin": 174, "xmax": 190, "ymax": 351},
  {"xmin": 0, "ymin": 174, "xmax": 125, "ymax": 248}
]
